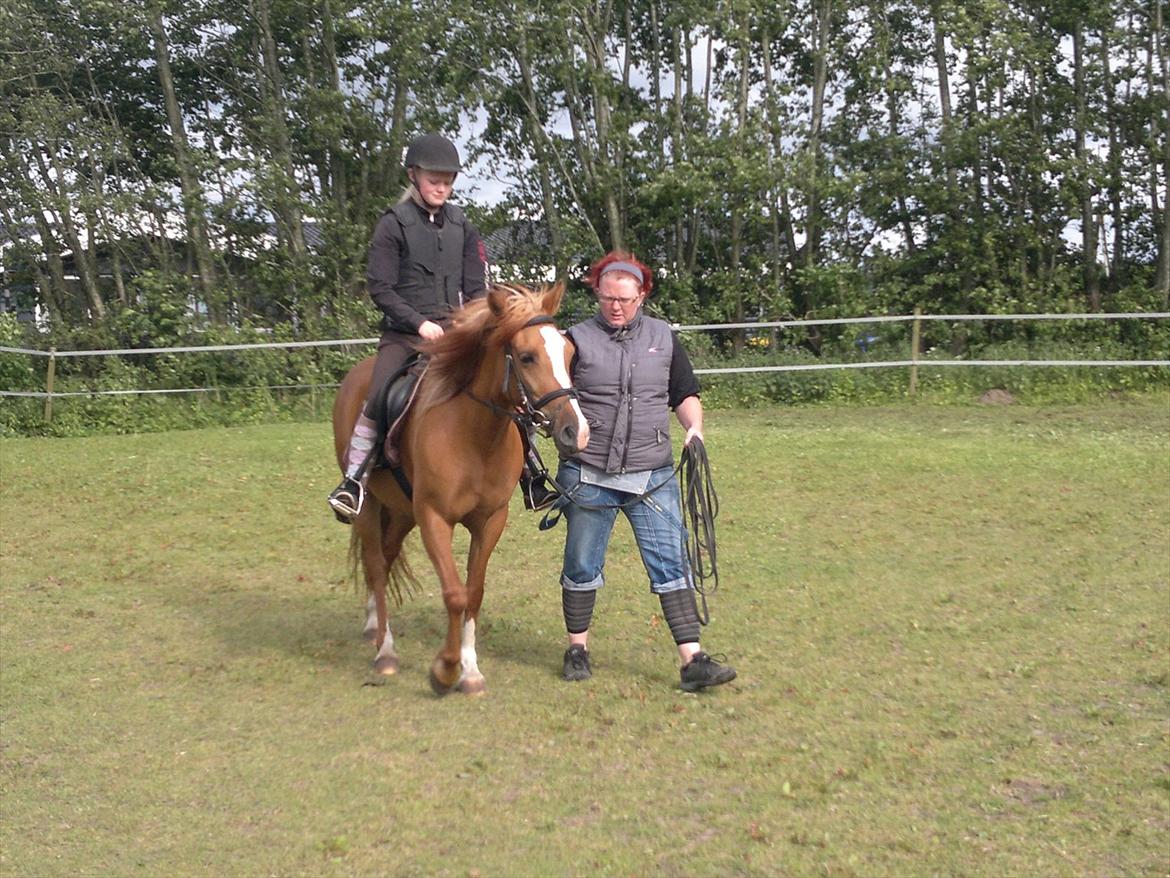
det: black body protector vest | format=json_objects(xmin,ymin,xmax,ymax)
[{"xmin": 386, "ymin": 201, "xmax": 468, "ymax": 325}]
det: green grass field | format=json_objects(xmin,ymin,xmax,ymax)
[{"xmin": 2, "ymin": 398, "xmax": 1168, "ymax": 877}]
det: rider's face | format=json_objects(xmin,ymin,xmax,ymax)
[{"xmin": 410, "ymin": 168, "xmax": 456, "ymax": 210}]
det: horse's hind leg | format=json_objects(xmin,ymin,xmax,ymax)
[
  {"xmin": 357, "ymin": 504, "xmax": 409, "ymax": 676},
  {"xmin": 457, "ymin": 506, "xmax": 510, "ymax": 696},
  {"xmin": 362, "ymin": 592, "xmax": 379, "ymax": 643}
]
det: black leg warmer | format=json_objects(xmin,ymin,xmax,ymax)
[
  {"xmin": 659, "ymin": 589, "xmax": 701, "ymax": 645},
  {"xmin": 562, "ymin": 588, "xmax": 596, "ymax": 635}
]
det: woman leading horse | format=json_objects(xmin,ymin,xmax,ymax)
[{"xmin": 332, "ymin": 283, "xmax": 589, "ymax": 695}]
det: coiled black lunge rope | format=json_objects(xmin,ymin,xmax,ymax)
[{"xmin": 679, "ymin": 437, "xmax": 719, "ymax": 625}]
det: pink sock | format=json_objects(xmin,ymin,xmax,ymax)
[{"xmin": 344, "ymin": 413, "xmax": 378, "ymax": 480}]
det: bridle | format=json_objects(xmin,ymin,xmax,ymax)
[{"xmin": 464, "ymin": 315, "xmax": 578, "ymax": 435}]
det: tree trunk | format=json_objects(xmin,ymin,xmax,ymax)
[
  {"xmin": 149, "ymin": 10, "xmax": 220, "ymax": 316},
  {"xmin": 649, "ymin": 0, "xmax": 663, "ymax": 172},
  {"xmin": 729, "ymin": 33, "xmax": 750, "ymax": 350},
  {"xmin": 671, "ymin": 25, "xmax": 686, "ymax": 275},
  {"xmin": 966, "ymin": 47, "xmax": 985, "ymax": 287},
  {"xmin": 874, "ymin": 6, "xmax": 916, "ymax": 256},
  {"xmin": 33, "ymin": 210, "xmax": 70, "ymax": 321},
  {"xmin": 34, "ymin": 148, "xmax": 104, "ymax": 319},
  {"xmin": 516, "ymin": 29, "xmax": 565, "ymax": 276},
  {"xmin": 761, "ymin": 23, "xmax": 786, "ymax": 294},
  {"xmin": 1073, "ymin": 22, "xmax": 1101, "ymax": 310},
  {"xmin": 320, "ymin": 0, "xmax": 348, "ymax": 217},
  {"xmin": 1099, "ymin": 30, "xmax": 1123, "ymax": 288},
  {"xmin": 0, "ymin": 180, "xmax": 60, "ymax": 322},
  {"xmin": 929, "ymin": 0, "xmax": 959, "ymax": 201},
  {"xmin": 575, "ymin": 5, "xmax": 623, "ymax": 250},
  {"xmin": 1153, "ymin": 0, "xmax": 1170, "ymax": 305},
  {"xmin": 806, "ymin": 0, "xmax": 831, "ymax": 268},
  {"xmin": 111, "ymin": 248, "xmax": 127, "ymax": 305},
  {"xmin": 253, "ymin": 0, "xmax": 308, "ymax": 262}
]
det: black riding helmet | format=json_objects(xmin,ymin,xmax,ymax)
[{"xmin": 404, "ymin": 134, "xmax": 461, "ymax": 174}]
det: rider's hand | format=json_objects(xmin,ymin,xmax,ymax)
[
  {"xmin": 418, "ymin": 320, "xmax": 445, "ymax": 341},
  {"xmin": 684, "ymin": 427, "xmax": 704, "ymax": 446}
]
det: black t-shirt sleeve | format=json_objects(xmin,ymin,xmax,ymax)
[{"xmin": 668, "ymin": 333, "xmax": 701, "ymax": 409}]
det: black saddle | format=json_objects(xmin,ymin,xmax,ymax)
[
  {"xmin": 373, "ymin": 353, "xmax": 423, "ymax": 458},
  {"xmin": 368, "ymin": 354, "xmax": 423, "ymax": 497}
]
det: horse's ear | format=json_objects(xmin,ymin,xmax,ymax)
[
  {"xmin": 487, "ymin": 285, "xmax": 512, "ymax": 318},
  {"xmin": 541, "ymin": 282, "xmax": 566, "ymax": 316}
]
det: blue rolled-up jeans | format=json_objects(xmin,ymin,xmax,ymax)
[{"xmin": 555, "ymin": 460, "xmax": 690, "ymax": 595}]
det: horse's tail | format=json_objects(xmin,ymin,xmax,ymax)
[
  {"xmin": 386, "ymin": 545, "xmax": 418, "ymax": 607},
  {"xmin": 347, "ymin": 526, "xmax": 364, "ymax": 593},
  {"xmin": 347, "ymin": 503, "xmax": 419, "ymax": 607}
]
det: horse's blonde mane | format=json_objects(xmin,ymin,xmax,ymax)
[{"xmin": 413, "ymin": 283, "xmax": 560, "ymax": 414}]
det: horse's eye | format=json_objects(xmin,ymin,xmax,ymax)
[{"xmin": 518, "ymin": 353, "xmax": 537, "ymax": 366}]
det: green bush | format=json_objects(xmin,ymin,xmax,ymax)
[{"xmin": 1, "ymin": 311, "xmax": 1166, "ymax": 437}]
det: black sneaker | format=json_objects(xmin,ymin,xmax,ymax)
[
  {"xmin": 521, "ymin": 472, "xmax": 559, "ymax": 512},
  {"xmin": 680, "ymin": 652, "xmax": 736, "ymax": 691},
  {"xmin": 328, "ymin": 477, "xmax": 364, "ymax": 524},
  {"xmin": 562, "ymin": 644, "xmax": 591, "ymax": 681}
]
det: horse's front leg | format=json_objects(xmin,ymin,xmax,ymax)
[
  {"xmin": 457, "ymin": 505, "xmax": 510, "ymax": 696},
  {"xmin": 416, "ymin": 506, "xmax": 467, "ymax": 695}
]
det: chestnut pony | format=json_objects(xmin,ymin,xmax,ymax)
[{"xmin": 332, "ymin": 283, "xmax": 589, "ymax": 695}]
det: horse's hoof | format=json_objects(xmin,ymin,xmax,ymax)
[
  {"xmin": 362, "ymin": 627, "xmax": 379, "ymax": 644},
  {"xmin": 459, "ymin": 677, "xmax": 487, "ymax": 697},
  {"xmin": 429, "ymin": 670, "xmax": 454, "ymax": 696},
  {"xmin": 373, "ymin": 654, "xmax": 399, "ymax": 676},
  {"xmin": 428, "ymin": 660, "xmax": 459, "ymax": 696}
]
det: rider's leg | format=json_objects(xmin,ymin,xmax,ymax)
[{"xmin": 329, "ymin": 334, "xmax": 414, "ymax": 522}]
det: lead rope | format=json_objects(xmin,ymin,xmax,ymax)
[{"xmin": 679, "ymin": 437, "xmax": 719, "ymax": 625}]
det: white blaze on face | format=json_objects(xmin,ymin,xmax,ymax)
[
  {"xmin": 538, "ymin": 326, "xmax": 589, "ymax": 447},
  {"xmin": 460, "ymin": 618, "xmax": 481, "ymax": 680}
]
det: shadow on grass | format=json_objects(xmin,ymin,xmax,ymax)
[{"xmin": 160, "ymin": 569, "xmax": 642, "ymax": 695}]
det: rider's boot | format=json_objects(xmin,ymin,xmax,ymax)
[
  {"xmin": 328, "ymin": 477, "xmax": 365, "ymax": 523},
  {"xmin": 330, "ymin": 412, "xmax": 377, "ymax": 524},
  {"xmin": 518, "ymin": 425, "xmax": 558, "ymax": 511},
  {"xmin": 520, "ymin": 467, "xmax": 559, "ymax": 512}
]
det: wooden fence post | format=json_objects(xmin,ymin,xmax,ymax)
[
  {"xmin": 44, "ymin": 347, "xmax": 56, "ymax": 424},
  {"xmin": 909, "ymin": 307, "xmax": 922, "ymax": 396}
]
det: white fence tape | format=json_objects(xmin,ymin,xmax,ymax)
[
  {"xmin": 0, "ymin": 383, "xmax": 344, "ymax": 399},
  {"xmin": 1, "ymin": 312, "xmax": 1167, "ymax": 400},
  {"xmin": 697, "ymin": 359, "xmax": 1170, "ymax": 375},
  {"xmin": 1, "ymin": 311, "xmax": 1168, "ymax": 359},
  {"xmin": 675, "ymin": 312, "xmax": 1170, "ymax": 331},
  {"xmin": 0, "ymin": 337, "xmax": 379, "ymax": 358}
]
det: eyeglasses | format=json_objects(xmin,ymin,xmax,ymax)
[{"xmin": 597, "ymin": 295, "xmax": 641, "ymax": 307}]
